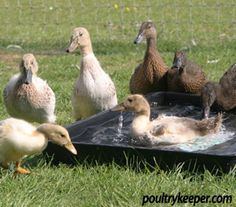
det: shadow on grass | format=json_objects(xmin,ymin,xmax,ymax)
[{"xmin": 42, "ymin": 144, "xmax": 236, "ymax": 177}]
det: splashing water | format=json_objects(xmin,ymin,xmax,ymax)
[
  {"xmin": 176, "ymin": 125, "xmax": 235, "ymax": 152},
  {"xmin": 117, "ymin": 112, "xmax": 123, "ymax": 137}
]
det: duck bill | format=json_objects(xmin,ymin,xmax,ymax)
[
  {"xmin": 66, "ymin": 40, "xmax": 78, "ymax": 53},
  {"xmin": 64, "ymin": 142, "xmax": 77, "ymax": 155},
  {"xmin": 134, "ymin": 32, "xmax": 144, "ymax": 44},
  {"xmin": 111, "ymin": 103, "xmax": 126, "ymax": 112},
  {"xmin": 23, "ymin": 69, "xmax": 33, "ymax": 84},
  {"xmin": 172, "ymin": 59, "xmax": 181, "ymax": 69}
]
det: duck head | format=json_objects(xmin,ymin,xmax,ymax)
[
  {"xmin": 201, "ymin": 82, "xmax": 218, "ymax": 119},
  {"xmin": 112, "ymin": 94, "xmax": 150, "ymax": 116},
  {"xmin": 134, "ymin": 21, "xmax": 157, "ymax": 44},
  {"xmin": 66, "ymin": 27, "xmax": 92, "ymax": 54},
  {"xmin": 37, "ymin": 124, "xmax": 77, "ymax": 155},
  {"xmin": 20, "ymin": 53, "xmax": 38, "ymax": 84},
  {"xmin": 172, "ymin": 50, "xmax": 187, "ymax": 73}
]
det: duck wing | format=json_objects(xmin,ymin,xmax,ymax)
[
  {"xmin": 3, "ymin": 74, "xmax": 21, "ymax": 109},
  {"xmin": 217, "ymin": 64, "xmax": 236, "ymax": 109},
  {"xmin": 129, "ymin": 63, "xmax": 148, "ymax": 94},
  {"xmin": 167, "ymin": 67, "xmax": 184, "ymax": 92},
  {"xmin": 180, "ymin": 61, "xmax": 207, "ymax": 94},
  {"xmin": 195, "ymin": 113, "xmax": 222, "ymax": 135},
  {"xmin": 219, "ymin": 63, "xmax": 236, "ymax": 94}
]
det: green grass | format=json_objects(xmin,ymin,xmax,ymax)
[
  {"xmin": 0, "ymin": 0, "xmax": 236, "ymax": 206},
  {"xmin": 0, "ymin": 158, "xmax": 235, "ymax": 207}
]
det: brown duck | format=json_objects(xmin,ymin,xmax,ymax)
[
  {"xmin": 201, "ymin": 63, "xmax": 236, "ymax": 118},
  {"xmin": 130, "ymin": 21, "xmax": 169, "ymax": 94},
  {"xmin": 167, "ymin": 50, "xmax": 207, "ymax": 94}
]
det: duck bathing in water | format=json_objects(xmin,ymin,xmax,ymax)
[{"xmin": 113, "ymin": 94, "xmax": 222, "ymax": 146}]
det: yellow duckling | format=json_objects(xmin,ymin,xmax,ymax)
[
  {"xmin": 0, "ymin": 118, "xmax": 77, "ymax": 175},
  {"xmin": 113, "ymin": 94, "xmax": 222, "ymax": 145}
]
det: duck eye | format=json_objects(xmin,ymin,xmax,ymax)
[
  {"xmin": 61, "ymin": 134, "xmax": 66, "ymax": 138},
  {"xmin": 79, "ymin": 33, "xmax": 83, "ymax": 37},
  {"xmin": 128, "ymin": 98, "xmax": 133, "ymax": 103}
]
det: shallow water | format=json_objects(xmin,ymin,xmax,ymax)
[
  {"xmin": 175, "ymin": 125, "xmax": 235, "ymax": 152},
  {"xmin": 78, "ymin": 103, "xmax": 236, "ymax": 153}
]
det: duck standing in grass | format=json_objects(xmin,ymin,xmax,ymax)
[
  {"xmin": 0, "ymin": 118, "xmax": 77, "ymax": 175},
  {"xmin": 3, "ymin": 54, "xmax": 56, "ymax": 123},
  {"xmin": 201, "ymin": 63, "xmax": 236, "ymax": 118},
  {"xmin": 113, "ymin": 94, "xmax": 222, "ymax": 146},
  {"xmin": 130, "ymin": 21, "xmax": 169, "ymax": 94},
  {"xmin": 66, "ymin": 27, "xmax": 118, "ymax": 120},
  {"xmin": 167, "ymin": 50, "xmax": 207, "ymax": 94}
]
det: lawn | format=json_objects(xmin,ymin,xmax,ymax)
[{"xmin": 0, "ymin": 0, "xmax": 236, "ymax": 206}]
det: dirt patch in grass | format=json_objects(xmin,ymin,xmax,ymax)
[
  {"xmin": 0, "ymin": 50, "xmax": 67, "ymax": 68},
  {"xmin": 0, "ymin": 52, "xmax": 21, "ymax": 67}
]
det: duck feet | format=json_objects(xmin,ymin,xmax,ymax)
[
  {"xmin": 14, "ymin": 161, "xmax": 30, "ymax": 175},
  {"xmin": 14, "ymin": 167, "xmax": 30, "ymax": 175}
]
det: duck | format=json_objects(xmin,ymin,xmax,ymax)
[
  {"xmin": 112, "ymin": 94, "xmax": 222, "ymax": 146},
  {"xmin": 66, "ymin": 27, "xmax": 118, "ymax": 120},
  {"xmin": 201, "ymin": 63, "xmax": 236, "ymax": 118},
  {"xmin": 130, "ymin": 20, "xmax": 169, "ymax": 94},
  {"xmin": 167, "ymin": 50, "xmax": 207, "ymax": 94},
  {"xmin": 3, "ymin": 53, "xmax": 56, "ymax": 123},
  {"xmin": 0, "ymin": 118, "xmax": 77, "ymax": 175}
]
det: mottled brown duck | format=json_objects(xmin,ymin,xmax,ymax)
[
  {"xmin": 3, "ymin": 54, "xmax": 56, "ymax": 123},
  {"xmin": 130, "ymin": 21, "xmax": 169, "ymax": 94},
  {"xmin": 201, "ymin": 63, "xmax": 236, "ymax": 118},
  {"xmin": 167, "ymin": 50, "xmax": 207, "ymax": 94}
]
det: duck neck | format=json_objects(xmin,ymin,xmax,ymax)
[
  {"xmin": 135, "ymin": 109, "xmax": 150, "ymax": 118},
  {"xmin": 144, "ymin": 36, "xmax": 168, "ymax": 70},
  {"xmin": 146, "ymin": 37, "xmax": 157, "ymax": 54},
  {"xmin": 23, "ymin": 130, "xmax": 48, "ymax": 155},
  {"xmin": 36, "ymin": 124, "xmax": 53, "ymax": 140},
  {"xmin": 80, "ymin": 42, "xmax": 93, "ymax": 57},
  {"xmin": 131, "ymin": 109, "xmax": 151, "ymax": 137}
]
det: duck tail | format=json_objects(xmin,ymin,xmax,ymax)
[
  {"xmin": 214, "ymin": 113, "xmax": 223, "ymax": 132},
  {"xmin": 198, "ymin": 113, "xmax": 222, "ymax": 135}
]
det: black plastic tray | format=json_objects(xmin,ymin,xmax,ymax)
[{"xmin": 44, "ymin": 92, "xmax": 236, "ymax": 173}]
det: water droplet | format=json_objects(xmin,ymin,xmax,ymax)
[
  {"xmin": 117, "ymin": 112, "xmax": 123, "ymax": 137},
  {"xmin": 151, "ymin": 102, "xmax": 158, "ymax": 107}
]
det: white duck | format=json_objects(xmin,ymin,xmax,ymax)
[
  {"xmin": 0, "ymin": 118, "xmax": 77, "ymax": 174},
  {"xmin": 3, "ymin": 53, "xmax": 56, "ymax": 123},
  {"xmin": 66, "ymin": 27, "xmax": 118, "ymax": 120},
  {"xmin": 113, "ymin": 94, "xmax": 222, "ymax": 145}
]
